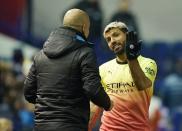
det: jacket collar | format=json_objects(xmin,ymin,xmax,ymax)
[{"xmin": 60, "ymin": 26, "xmax": 87, "ymax": 41}]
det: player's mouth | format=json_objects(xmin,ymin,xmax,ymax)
[{"xmin": 113, "ymin": 44, "xmax": 123, "ymax": 52}]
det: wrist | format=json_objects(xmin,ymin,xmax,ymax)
[
  {"xmin": 126, "ymin": 53, "xmax": 139, "ymax": 60},
  {"xmin": 127, "ymin": 59, "xmax": 139, "ymax": 66}
]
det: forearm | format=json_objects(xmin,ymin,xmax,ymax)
[
  {"xmin": 90, "ymin": 86, "xmax": 111, "ymax": 111},
  {"xmin": 128, "ymin": 59, "xmax": 152, "ymax": 90},
  {"xmin": 81, "ymin": 49, "xmax": 111, "ymax": 110}
]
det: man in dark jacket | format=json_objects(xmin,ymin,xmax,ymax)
[{"xmin": 24, "ymin": 9, "xmax": 112, "ymax": 131}]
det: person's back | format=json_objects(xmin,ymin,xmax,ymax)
[
  {"xmin": 24, "ymin": 9, "xmax": 112, "ymax": 131},
  {"xmin": 33, "ymin": 27, "xmax": 94, "ymax": 130}
]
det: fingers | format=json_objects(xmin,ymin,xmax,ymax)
[
  {"xmin": 126, "ymin": 32, "xmax": 129, "ymax": 42},
  {"xmin": 126, "ymin": 31, "xmax": 133, "ymax": 41},
  {"xmin": 138, "ymin": 40, "xmax": 142, "ymax": 50},
  {"xmin": 127, "ymin": 31, "xmax": 138, "ymax": 43},
  {"xmin": 130, "ymin": 31, "xmax": 135, "ymax": 41},
  {"xmin": 133, "ymin": 31, "xmax": 137, "ymax": 42}
]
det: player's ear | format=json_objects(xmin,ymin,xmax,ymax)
[
  {"xmin": 82, "ymin": 23, "xmax": 85, "ymax": 35},
  {"xmin": 82, "ymin": 23, "xmax": 89, "ymax": 38}
]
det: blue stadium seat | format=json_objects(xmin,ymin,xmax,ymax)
[
  {"xmin": 140, "ymin": 42, "xmax": 153, "ymax": 58},
  {"xmin": 172, "ymin": 41, "xmax": 182, "ymax": 59},
  {"xmin": 150, "ymin": 42, "xmax": 173, "ymax": 78},
  {"xmin": 151, "ymin": 41, "xmax": 172, "ymax": 60}
]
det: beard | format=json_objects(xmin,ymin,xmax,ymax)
[{"xmin": 113, "ymin": 43, "xmax": 125, "ymax": 55}]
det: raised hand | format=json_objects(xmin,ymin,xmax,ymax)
[{"xmin": 125, "ymin": 31, "xmax": 142, "ymax": 60}]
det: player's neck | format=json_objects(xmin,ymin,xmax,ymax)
[{"xmin": 116, "ymin": 54, "xmax": 127, "ymax": 63}]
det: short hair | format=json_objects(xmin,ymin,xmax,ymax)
[{"xmin": 103, "ymin": 21, "xmax": 128, "ymax": 36}]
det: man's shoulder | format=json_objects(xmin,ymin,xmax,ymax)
[
  {"xmin": 99, "ymin": 59, "xmax": 116, "ymax": 70},
  {"xmin": 79, "ymin": 46, "xmax": 94, "ymax": 57},
  {"xmin": 138, "ymin": 55, "xmax": 157, "ymax": 66},
  {"xmin": 138, "ymin": 56, "xmax": 157, "ymax": 77}
]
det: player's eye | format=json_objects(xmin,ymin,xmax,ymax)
[{"xmin": 112, "ymin": 32, "xmax": 119, "ymax": 37}]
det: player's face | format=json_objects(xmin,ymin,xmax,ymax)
[{"xmin": 104, "ymin": 28, "xmax": 126, "ymax": 55}]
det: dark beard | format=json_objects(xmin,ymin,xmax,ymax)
[
  {"xmin": 114, "ymin": 48, "xmax": 125, "ymax": 55},
  {"xmin": 113, "ymin": 41, "xmax": 125, "ymax": 55}
]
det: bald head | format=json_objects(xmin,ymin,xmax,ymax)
[{"xmin": 63, "ymin": 9, "xmax": 90, "ymax": 38}]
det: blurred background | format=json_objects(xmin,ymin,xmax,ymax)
[{"xmin": 0, "ymin": 0, "xmax": 182, "ymax": 131}]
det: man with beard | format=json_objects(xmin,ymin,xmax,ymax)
[{"xmin": 89, "ymin": 22, "xmax": 157, "ymax": 131}]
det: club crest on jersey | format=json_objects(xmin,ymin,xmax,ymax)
[{"xmin": 145, "ymin": 67, "xmax": 155, "ymax": 76}]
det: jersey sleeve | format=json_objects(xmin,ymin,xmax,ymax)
[
  {"xmin": 141, "ymin": 59, "xmax": 157, "ymax": 83},
  {"xmin": 140, "ymin": 59, "xmax": 157, "ymax": 97}
]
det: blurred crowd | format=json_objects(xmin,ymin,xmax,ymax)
[
  {"xmin": 0, "ymin": 49, "xmax": 34, "ymax": 131},
  {"xmin": 0, "ymin": 0, "xmax": 182, "ymax": 131}
]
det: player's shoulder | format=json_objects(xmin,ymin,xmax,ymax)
[
  {"xmin": 138, "ymin": 55, "xmax": 157, "ymax": 66},
  {"xmin": 99, "ymin": 58, "xmax": 116, "ymax": 70}
]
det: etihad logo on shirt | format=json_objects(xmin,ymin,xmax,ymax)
[
  {"xmin": 106, "ymin": 82, "xmax": 135, "ymax": 88},
  {"xmin": 106, "ymin": 82, "xmax": 136, "ymax": 94}
]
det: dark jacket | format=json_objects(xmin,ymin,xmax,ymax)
[{"xmin": 24, "ymin": 27, "xmax": 110, "ymax": 131}]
